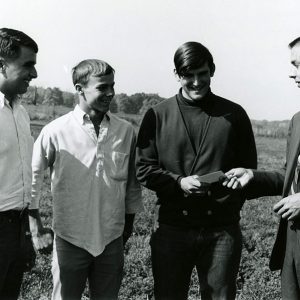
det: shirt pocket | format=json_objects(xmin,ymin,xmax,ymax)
[{"xmin": 108, "ymin": 151, "xmax": 129, "ymax": 181}]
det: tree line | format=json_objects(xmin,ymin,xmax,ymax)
[
  {"xmin": 251, "ymin": 120, "xmax": 289, "ymax": 139},
  {"xmin": 20, "ymin": 86, "xmax": 165, "ymax": 115},
  {"xmin": 21, "ymin": 86, "xmax": 290, "ymax": 138}
]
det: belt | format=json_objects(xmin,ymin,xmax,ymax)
[
  {"xmin": 290, "ymin": 219, "xmax": 300, "ymax": 230},
  {"xmin": 0, "ymin": 208, "xmax": 28, "ymax": 219}
]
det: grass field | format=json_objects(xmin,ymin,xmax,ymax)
[{"xmin": 20, "ymin": 130, "xmax": 287, "ymax": 299}]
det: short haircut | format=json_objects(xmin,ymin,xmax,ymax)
[
  {"xmin": 174, "ymin": 41, "xmax": 215, "ymax": 76},
  {"xmin": 289, "ymin": 37, "xmax": 300, "ymax": 49},
  {"xmin": 72, "ymin": 59, "xmax": 115, "ymax": 86},
  {"xmin": 0, "ymin": 28, "xmax": 38, "ymax": 59}
]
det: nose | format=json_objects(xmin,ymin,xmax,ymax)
[
  {"xmin": 106, "ymin": 86, "xmax": 114, "ymax": 97},
  {"xmin": 30, "ymin": 66, "xmax": 38, "ymax": 79},
  {"xmin": 289, "ymin": 66, "xmax": 296, "ymax": 79},
  {"xmin": 289, "ymin": 65, "xmax": 300, "ymax": 81},
  {"xmin": 192, "ymin": 75, "xmax": 201, "ymax": 86}
]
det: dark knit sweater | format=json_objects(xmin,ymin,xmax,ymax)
[{"xmin": 136, "ymin": 90, "xmax": 257, "ymax": 227}]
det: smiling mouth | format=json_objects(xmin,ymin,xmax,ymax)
[
  {"xmin": 103, "ymin": 97, "xmax": 113, "ymax": 103},
  {"xmin": 190, "ymin": 86, "xmax": 203, "ymax": 92},
  {"xmin": 100, "ymin": 101, "xmax": 111, "ymax": 105}
]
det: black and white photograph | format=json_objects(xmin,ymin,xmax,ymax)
[{"xmin": 1, "ymin": 0, "xmax": 300, "ymax": 299}]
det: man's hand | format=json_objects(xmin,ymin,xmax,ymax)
[
  {"xmin": 273, "ymin": 194, "xmax": 300, "ymax": 220},
  {"xmin": 222, "ymin": 168, "xmax": 254, "ymax": 189},
  {"xmin": 32, "ymin": 228, "xmax": 53, "ymax": 254},
  {"xmin": 180, "ymin": 175, "xmax": 210, "ymax": 196},
  {"xmin": 29, "ymin": 210, "xmax": 53, "ymax": 253}
]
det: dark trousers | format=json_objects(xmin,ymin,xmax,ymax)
[
  {"xmin": 52, "ymin": 235, "xmax": 124, "ymax": 300},
  {"xmin": 150, "ymin": 223, "xmax": 242, "ymax": 300},
  {"xmin": 281, "ymin": 221, "xmax": 300, "ymax": 299},
  {"xmin": 0, "ymin": 210, "xmax": 25, "ymax": 300}
]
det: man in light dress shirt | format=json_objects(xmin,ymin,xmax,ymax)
[
  {"xmin": 0, "ymin": 28, "xmax": 38, "ymax": 299},
  {"xmin": 29, "ymin": 59, "xmax": 142, "ymax": 300}
]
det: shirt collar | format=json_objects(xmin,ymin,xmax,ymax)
[
  {"xmin": 0, "ymin": 92, "xmax": 21, "ymax": 109},
  {"xmin": 73, "ymin": 104, "xmax": 110, "ymax": 125},
  {"xmin": 0, "ymin": 92, "xmax": 5, "ymax": 109}
]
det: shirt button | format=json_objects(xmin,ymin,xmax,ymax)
[
  {"xmin": 207, "ymin": 210, "xmax": 212, "ymax": 216},
  {"xmin": 207, "ymin": 191, "xmax": 212, "ymax": 196},
  {"xmin": 182, "ymin": 210, "xmax": 188, "ymax": 216}
]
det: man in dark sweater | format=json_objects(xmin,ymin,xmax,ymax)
[{"xmin": 135, "ymin": 41, "xmax": 257, "ymax": 300}]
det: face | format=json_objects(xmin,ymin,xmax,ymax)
[
  {"xmin": 79, "ymin": 73, "xmax": 115, "ymax": 114},
  {"xmin": 1, "ymin": 46, "xmax": 37, "ymax": 98},
  {"xmin": 290, "ymin": 42, "xmax": 300, "ymax": 88},
  {"xmin": 177, "ymin": 62, "xmax": 213, "ymax": 101}
]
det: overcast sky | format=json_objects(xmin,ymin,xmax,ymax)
[{"xmin": 2, "ymin": 0, "xmax": 300, "ymax": 120}]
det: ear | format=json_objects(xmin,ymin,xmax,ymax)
[
  {"xmin": 75, "ymin": 84, "xmax": 84, "ymax": 94},
  {"xmin": 174, "ymin": 69, "xmax": 181, "ymax": 82},
  {"xmin": 0, "ymin": 58, "xmax": 6, "ymax": 75},
  {"xmin": 210, "ymin": 63, "xmax": 216, "ymax": 77}
]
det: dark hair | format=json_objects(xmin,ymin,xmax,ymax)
[
  {"xmin": 174, "ymin": 41, "xmax": 215, "ymax": 76},
  {"xmin": 0, "ymin": 28, "xmax": 38, "ymax": 59},
  {"xmin": 72, "ymin": 59, "xmax": 115, "ymax": 86},
  {"xmin": 289, "ymin": 37, "xmax": 300, "ymax": 49}
]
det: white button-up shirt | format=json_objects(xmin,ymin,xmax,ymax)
[
  {"xmin": 0, "ymin": 92, "xmax": 33, "ymax": 211},
  {"xmin": 31, "ymin": 105, "xmax": 142, "ymax": 256},
  {"xmin": 291, "ymin": 155, "xmax": 300, "ymax": 195}
]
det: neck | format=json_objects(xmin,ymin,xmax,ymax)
[
  {"xmin": 79, "ymin": 101, "xmax": 105, "ymax": 124},
  {"xmin": 0, "ymin": 87, "xmax": 16, "ymax": 106},
  {"xmin": 4, "ymin": 93, "xmax": 17, "ymax": 107},
  {"xmin": 89, "ymin": 110, "xmax": 105, "ymax": 125}
]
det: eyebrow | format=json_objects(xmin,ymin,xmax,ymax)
[
  {"xmin": 95, "ymin": 82, "xmax": 115, "ymax": 87},
  {"xmin": 185, "ymin": 70, "xmax": 209, "ymax": 75},
  {"xmin": 291, "ymin": 60, "xmax": 300, "ymax": 66},
  {"xmin": 24, "ymin": 60, "xmax": 36, "ymax": 66}
]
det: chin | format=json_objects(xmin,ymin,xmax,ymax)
[
  {"xmin": 97, "ymin": 107, "xmax": 109, "ymax": 114},
  {"xmin": 17, "ymin": 88, "xmax": 28, "ymax": 95},
  {"xmin": 190, "ymin": 94, "xmax": 206, "ymax": 101}
]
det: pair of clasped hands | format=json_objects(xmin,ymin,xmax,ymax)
[{"xmin": 180, "ymin": 168, "xmax": 300, "ymax": 221}]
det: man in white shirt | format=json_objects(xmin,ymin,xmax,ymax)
[
  {"xmin": 30, "ymin": 59, "xmax": 142, "ymax": 300},
  {"xmin": 0, "ymin": 28, "xmax": 38, "ymax": 299}
]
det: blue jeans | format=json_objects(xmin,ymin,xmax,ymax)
[
  {"xmin": 150, "ymin": 223, "xmax": 242, "ymax": 300},
  {"xmin": 52, "ymin": 235, "xmax": 124, "ymax": 300},
  {"xmin": 0, "ymin": 211, "xmax": 25, "ymax": 300}
]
